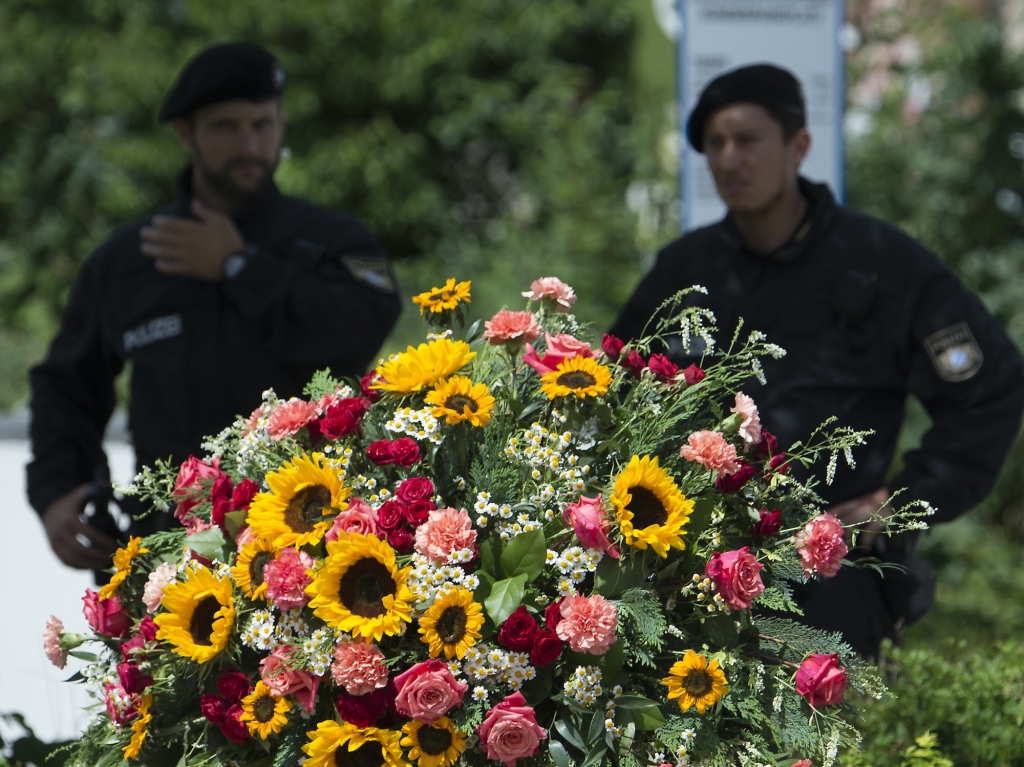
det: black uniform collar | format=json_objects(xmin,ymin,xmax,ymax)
[
  {"xmin": 174, "ymin": 165, "xmax": 282, "ymax": 227},
  {"xmin": 719, "ymin": 176, "xmax": 837, "ymax": 262}
]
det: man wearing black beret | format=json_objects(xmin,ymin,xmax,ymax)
[
  {"xmin": 610, "ymin": 63, "xmax": 1024, "ymax": 657},
  {"xmin": 28, "ymin": 42, "xmax": 402, "ymax": 571}
]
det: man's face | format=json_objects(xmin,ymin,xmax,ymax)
[
  {"xmin": 702, "ymin": 103, "xmax": 809, "ymax": 215},
  {"xmin": 175, "ymin": 99, "xmax": 284, "ymax": 200}
]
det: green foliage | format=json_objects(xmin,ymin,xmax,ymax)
[
  {"xmin": 301, "ymin": 369, "xmax": 345, "ymax": 402},
  {"xmin": 614, "ymin": 588, "xmax": 666, "ymax": 668}
]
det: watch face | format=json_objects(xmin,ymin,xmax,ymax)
[{"xmin": 223, "ymin": 253, "xmax": 247, "ymax": 280}]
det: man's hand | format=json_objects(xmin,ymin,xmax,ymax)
[
  {"xmin": 827, "ymin": 486, "xmax": 892, "ymax": 551},
  {"xmin": 42, "ymin": 484, "xmax": 120, "ymax": 569},
  {"xmin": 140, "ymin": 199, "xmax": 244, "ymax": 281}
]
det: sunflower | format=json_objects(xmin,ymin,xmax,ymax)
[
  {"xmin": 122, "ymin": 692, "xmax": 152, "ymax": 760},
  {"xmin": 303, "ymin": 721, "xmax": 407, "ymax": 767},
  {"xmin": 412, "ymin": 278, "xmax": 472, "ymax": 315},
  {"xmin": 98, "ymin": 537, "xmax": 149, "ymax": 600},
  {"xmin": 539, "ymin": 356, "xmax": 612, "ymax": 400},
  {"xmin": 154, "ymin": 566, "xmax": 234, "ymax": 663},
  {"xmin": 401, "ymin": 718, "xmax": 466, "ymax": 767},
  {"xmin": 239, "ymin": 681, "xmax": 292, "ymax": 739},
  {"xmin": 246, "ymin": 452, "xmax": 349, "ymax": 549},
  {"xmin": 418, "ymin": 587, "xmax": 484, "ymax": 660},
  {"xmin": 425, "ymin": 376, "xmax": 495, "ymax": 427},
  {"xmin": 663, "ymin": 649, "xmax": 729, "ymax": 714},
  {"xmin": 372, "ymin": 339, "xmax": 476, "ymax": 395},
  {"xmin": 306, "ymin": 532, "xmax": 413, "ymax": 641},
  {"xmin": 610, "ymin": 455, "xmax": 694, "ymax": 558},
  {"xmin": 231, "ymin": 536, "xmax": 278, "ymax": 600}
]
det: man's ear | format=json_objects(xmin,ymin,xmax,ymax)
[
  {"xmin": 171, "ymin": 118, "xmax": 195, "ymax": 155},
  {"xmin": 790, "ymin": 127, "xmax": 812, "ymax": 168}
]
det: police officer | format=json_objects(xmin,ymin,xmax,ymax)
[
  {"xmin": 28, "ymin": 42, "xmax": 402, "ymax": 571},
  {"xmin": 610, "ymin": 64, "xmax": 1024, "ymax": 657}
]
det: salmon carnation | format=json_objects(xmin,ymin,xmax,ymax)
[
  {"xmin": 266, "ymin": 398, "xmax": 318, "ymax": 441},
  {"xmin": 263, "ymin": 548, "xmax": 315, "ymax": 611},
  {"xmin": 554, "ymin": 593, "xmax": 618, "ymax": 655},
  {"xmin": 680, "ymin": 430, "xmax": 741, "ymax": 476},
  {"xmin": 522, "ymin": 276, "xmax": 577, "ymax": 311},
  {"xmin": 44, "ymin": 616, "xmax": 67, "ymax": 669},
  {"xmin": 414, "ymin": 508, "xmax": 478, "ymax": 564},
  {"xmin": 331, "ymin": 642, "xmax": 389, "ymax": 696},
  {"xmin": 483, "ymin": 310, "xmax": 541, "ymax": 347},
  {"xmin": 795, "ymin": 513, "xmax": 848, "ymax": 577}
]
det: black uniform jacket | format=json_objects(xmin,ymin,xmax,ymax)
[
  {"xmin": 27, "ymin": 169, "xmax": 402, "ymax": 519},
  {"xmin": 610, "ymin": 178, "xmax": 1024, "ymax": 653}
]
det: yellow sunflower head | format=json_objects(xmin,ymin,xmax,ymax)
[
  {"xmin": 411, "ymin": 278, "xmax": 472, "ymax": 316},
  {"xmin": 372, "ymin": 339, "xmax": 476, "ymax": 396},
  {"xmin": 539, "ymin": 356, "xmax": 612, "ymax": 400},
  {"xmin": 231, "ymin": 537, "xmax": 279, "ymax": 600},
  {"xmin": 122, "ymin": 692, "xmax": 152, "ymax": 760},
  {"xmin": 424, "ymin": 376, "xmax": 495, "ymax": 427},
  {"xmin": 303, "ymin": 721, "xmax": 407, "ymax": 767},
  {"xmin": 418, "ymin": 587, "xmax": 484, "ymax": 660},
  {"xmin": 306, "ymin": 533, "xmax": 414, "ymax": 641},
  {"xmin": 99, "ymin": 537, "xmax": 149, "ymax": 600},
  {"xmin": 153, "ymin": 566, "xmax": 234, "ymax": 663},
  {"xmin": 662, "ymin": 649, "xmax": 729, "ymax": 714},
  {"xmin": 246, "ymin": 452, "xmax": 349, "ymax": 549},
  {"xmin": 610, "ymin": 455, "xmax": 694, "ymax": 558},
  {"xmin": 240, "ymin": 681, "xmax": 292, "ymax": 740},
  {"xmin": 401, "ymin": 718, "xmax": 466, "ymax": 767}
]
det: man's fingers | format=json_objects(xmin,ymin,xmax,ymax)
[
  {"xmin": 140, "ymin": 225, "xmax": 192, "ymax": 246},
  {"xmin": 150, "ymin": 215, "xmax": 204, "ymax": 232}
]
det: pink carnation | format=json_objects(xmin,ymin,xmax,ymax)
[
  {"xmin": 483, "ymin": 310, "xmax": 541, "ymax": 347},
  {"xmin": 242, "ymin": 407, "xmax": 264, "ymax": 436},
  {"xmin": 260, "ymin": 645, "xmax": 321, "ymax": 713},
  {"xmin": 731, "ymin": 392, "xmax": 762, "ymax": 447},
  {"xmin": 554, "ymin": 593, "xmax": 618, "ymax": 655},
  {"xmin": 680, "ymin": 430, "xmax": 741, "ymax": 476},
  {"xmin": 562, "ymin": 495, "xmax": 619, "ymax": 559},
  {"xmin": 326, "ymin": 498, "xmax": 379, "ymax": 540},
  {"xmin": 43, "ymin": 616, "xmax": 67, "ymax": 669},
  {"xmin": 394, "ymin": 659, "xmax": 468, "ymax": 724},
  {"xmin": 705, "ymin": 547, "xmax": 764, "ymax": 610},
  {"xmin": 331, "ymin": 642, "xmax": 390, "ymax": 696},
  {"xmin": 263, "ymin": 548, "xmax": 314, "ymax": 611},
  {"xmin": 414, "ymin": 508, "xmax": 477, "ymax": 564},
  {"xmin": 522, "ymin": 332, "xmax": 596, "ymax": 376},
  {"xmin": 478, "ymin": 691, "xmax": 547, "ymax": 767},
  {"xmin": 522, "ymin": 276, "xmax": 577, "ymax": 311},
  {"xmin": 266, "ymin": 398, "xmax": 318, "ymax": 441},
  {"xmin": 795, "ymin": 513, "xmax": 848, "ymax": 578},
  {"xmin": 142, "ymin": 562, "xmax": 177, "ymax": 614}
]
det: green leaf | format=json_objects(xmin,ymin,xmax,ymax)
[
  {"xmin": 478, "ymin": 534, "xmax": 502, "ymax": 576},
  {"xmin": 68, "ymin": 650, "xmax": 100, "ymax": 662},
  {"xmin": 553, "ymin": 720, "xmax": 586, "ymax": 751},
  {"xmin": 500, "ymin": 528, "xmax": 547, "ymax": 582},
  {"xmin": 483, "ymin": 574, "xmax": 527, "ymax": 625},
  {"xmin": 465, "ymin": 318, "xmax": 484, "ymax": 343},
  {"xmin": 582, "ymin": 739, "xmax": 608, "ymax": 767},
  {"xmin": 224, "ymin": 509, "xmax": 247, "ymax": 540},
  {"xmin": 600, "ymin": 640, "xmax": 624, "ymax": 681},
  {"xmin": 631, "ymin": 705, "xmax": 666, "ymax": 731},
  {"xmin": 594, "ymin": 553, "xmax": 647, "ymax": 598},
  {"xmin": 587, "ymin": 711, "xmax": 605, "ymax": 744},
  {"xmin": 185, "ymin": 527, "xmax": 229, "ymax": 560},
  {"xmin": 613, "ymin": 696, "xmax": 660, "ymax": 710},
  {"xmin": 549, "ymin": 740, "xmax": 572, "ymax": 767},
  {"xmin": 518, "ymin": 401, "xmax": 545, "ymax": 422},
  {"xmin": 704, "ymin": 613, "xmax": 738, "ymax": 648}
]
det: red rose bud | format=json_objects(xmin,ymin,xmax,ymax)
[
  {"xmin": 750, "ymin": 429, "xmax": 779, "ymax": 461},
  {"xmin": 389, "ymin": 437, "xmax": 421, "ymax": 467},
  {"xmin": 120, "ymin": 634, "xmax": 146, "ymax": 661},
  {"xmin": 376, "ymin": 501, "xmax": 405, "ymax": 531},
  {"xmin": 231, "ymin": 479, "xmax": 259, "ymax": 511},
  {"xmin": 767, "ymin": 453, "xmax": 790, "ymax": 475},
  {"xmin": 397, "ymin": 477, "xmax": 434, "ymax": 503},
  {"xmin": 360, "ymin": 370, "xmax": 383, "ymax": 403},
  {"xmin": 648, "ymin": 353, "xmax": 681, "ymax": 382},
  {"xmin": 322, "ymin": 397, "xmax": 373, "ymax": 439},
  {"xmin": 217, "ymin": 670, "xmax": 252, "ymax": 703},
  {"xmin": 211, "ymin": 474, "xmax": 233, "ymax": 503},
  {"xmin": 211, "ymin": 496, "xmax": 231, "ymax": 532},
  {"xmin": 305, "ymin": 417, "xmax": 324, "ymax": 446},
  {"xmin": 715, "ymin": 462, "xmax": 758, "ymax": 493},
  {"xmin": 682, "ymin": 363, "xmax": 706, "ymax": 386},
  {"xmin": 367, "ymin": 440, "xmax": 394, "ymax": 465},
  {"xmin": 117, "ymin": 661, "xmax": 153, "ymax": 695},
  {"xmin": 601, "ymin": 333, "xmax": 625, "ymax": 362},
  {"xmin": 403, "ymin": 499, "xmax": 434, "ymax": 527},
  {"xmin": 544, "ymin": 599, "xmax": 565, "ymax": 631},
  {"xmin": 139, "ymin": 615, "xmax": 158, "ymax": 641},
  {"xmin": 387, "ymin": 528, "xmax": 414, "ymax": 553},
  {"xmin": 220, "ymin": 703, "xmax": 249, "ymax": 744},
  {"xmin": 530, "ymin": 629, "xmax": 564, "ymax": 667},
  {"xmin": 497, "ymin": 606, "xmax": 539, "ymax": 652},
  {"xmin": 200, "ymin": 693, "xmax": 227, "ymax": 725},
  {"xmin": 621, "ymin": 349, "xmax": 646, "ymax": 379},
  {"xmin": 795, "ymin": 653, "xmax": 848, "ymax": 707},
  {"xmin": 335, "ymin": 687, "xmax": 391, "ymax": 728},
  {"xmin": 750, "ymin": 509, "xmax": 783, "ymax": 538}
]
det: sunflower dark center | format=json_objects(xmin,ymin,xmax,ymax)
[
  {"xmin": 253, "ymin": 694, "xmax": 277, "ymax": 723},
  {"xmin": 683, "ymin": 667, "xmax": 714, "ymax": 697},
  {"xmin": 284, "ymin": 484, "xmax": 332, "ymax": 533},
  {"xmin": 333, "ymin": 742, "xmax": 385, "ymax": 767},
  {"xmin": 436, "ymin": 606, "xmax": 468, "ymax": 645},
  {"xmin": 556, "ymin": 370, "xmax": 597, "ymax": 389},
  {"xmin": 417, "ymin": 725, "xmax": 454, "ymax": 756},
  {"xmin": 189, "ymin": 596, "xmax": 220, "ymax": 646},
  {"xmin": 444, "ymin": 394, "xmax": 478, "ymax": 413},
  {"xmin": 249, "ymin": 551, "xmax": 275, "ymax": 588},
  {"xmin": 338, "ymin": 558, "xmax": 397, "ymax": 618},
  {"xmin": 626, "ymin": 486, "xmax": 668, "ymax": 529}
]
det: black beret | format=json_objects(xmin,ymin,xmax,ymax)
[
  {"xmin": 687, "ymin": 63, "xmax": 805, "ymax": 153},
  {"xmin": 158, "ymin": 42, "xmax": 285, "ymax": 122}
]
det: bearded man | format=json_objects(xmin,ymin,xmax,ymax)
[{"xmin": 28, "ymin": 43, "xmax": 401, "ymax": 571}]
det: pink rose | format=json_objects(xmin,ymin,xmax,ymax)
[
  {"xmin": 704, "ymin": 547, "xmax": 764, "ymax": 610},
  {"xmin": 263, "ymin": 548, "xmax": 314, "ymax": 611},
  {"xmin": 104, "ymin": 683, "xmax": 137, "ymax": 727},
  {"xmin": 795, "ymin": 653, "xmax": 848, "ymax": 708},
  {"xmin": 795, "ymin": 513, "xmax": 848, "ymax": 578},
  {"xmin": 82, "ymin": 590, "xmax": 130, "ymax": 638},
  {"xmin": 554, "ymin": 593, "xmax": 618, "ymax": 655},
  {"xmin": 522, "ymin": 277, "xmax": 577, "ymax": 311},
  {"xmin": 332, "ymin": 642, "xmax": 390, "ymax": 696},
  {"xmin": 266, "ymin": 398, "xmax": 319, "ymax": 441},
  {"xmin": 260, "ymin": 646, "xmax": 321, "ymax": 713},
  {"xmin": 326, "ymin": 498, "xmax": 379, "ymax": 540},
  {"xmin": 414, "ymin": 508, "xmax": 477, "ymax": 564},
  {"xmin": 394, "ymin": 659, "xmax": 467, "ymax": 724},
  {"xmin": 478, "ymin": 691, "xmax": 547, "ymax": 767},
  {"xmin": 792, "ymin": 761, "xmax": 813, "ymax": 767},
  {"xmin": 731, "ymin": 392, "xmax": 762, "ymax": 447},
  {"xmin": 522, "ymin": 333, "xmax": 596, "ymax": 376},
  {"xmin": 680, "ymin": 430, "xmax": 740, "ymax": 476},
  {"xmin": 562, "ymin": 495, "xmax": 619, "ymax": 559},
  {"xmin": 483, "ymin": 310, "xmax": 542, "ymax": 348},
  {"xmin": 171, "ymin": 455, "xmax": 225, "ymax": 521}
]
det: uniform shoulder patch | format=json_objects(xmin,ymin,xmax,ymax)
[
  {"xmin": 341, "ymin": 255, "xmax": 397, "ymax": 293},
  {"xmin": 923, "ymin": 321, "xmax": 983, "ymax": 382}
]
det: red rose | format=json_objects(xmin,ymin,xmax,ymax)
[
  {"xmin": 231, "ymin": 479, "xmax": 259, "ymax": 510},
  {"xmin": 220, "ymin": 703, "xmax": 249, "ymax": 744},
  {"xmin": 377, "ymin": 501, "xmax": 405, "ymax": 531},
  {"xmin": 648, "ymin": 354, "xmax": 681, "ymax": 383},
  {"xmin": 750, "ymin": 509, "xmax": 783, "ymax": 538},
  {"xmin": 82, "ymin": 590, "xmax": 131, "ymax": 638},
  {"xmin": 171, "ymin": 455, "xmax": 226, "ymax": 521},
  {"xmin": 795, "ymin": 653, "xmax": 848, "ymax": 707},
  {"xmin": 387, "ymin": 528, "xmax": 414, "ymax": 553},
  {"xmin": 601, "ymin": 334, "xmax": 624, "ymax": 362},
  {"xmin": 120, "ymin": 634, "xmax": 146, "ymax": 661},
  {"xmin": 767, "ymin": 453, "xmax": 790, "ymax": 475},
  {"xmin": 682, "ymin": 364, "xmax": 706, "ymax": 385},
  {"xmin": 200, "ymin": 693, "xmax": 226, "ymax": 725},
  {"xmin": 529, "ymin": 629, "xmax": 563, "ymax": 667},
  {"xmin": 361, "ymin": 370, "xmax": 383, "ymax": 403},
  {"xmin": 322, "ymin": 398, "xmax": 373, "ymax": 439},
  {"xmin": 389, "ymin": 438, "xmax": 421, "ymax": 467},
  {"xmin": 715, "ymin": 462, "xmax": 758, "ymax": 493},
  {"xmin": 497, "ymin": 607, "xmax": 539, "ymax": 652},
  {"xmin": 397, "ymin": 477, "xmax": 434, "ymax": 503},
  {"xmin": 211, "ymin": 495, "xmax": 232, "ymax": 532},
  {"xmin": 404, "ymin": 499, "xmax": 434, "ymax": 527},
  {"xmin": 139, "ymin": 615, "xmax": 158, "ymax": 641},
  {"xmin": 367, "ymin": 440, "xmax": 394, "ymax": 464},
  {"xmin": 117, "ymin": 661, "xmax": 153, "ymax": 695},
  {"xmin": 621, "ymin": 350, "xmax": 646, "ymax": 378},
  {"xmin": 335, "ymin": 687, "xmax": 391, "ymax": 728},
  {"xmin": 217, "ymin": 670, "xmax": 251, "ymax": 703},
  {"xmin": 750, "ymin": 429, "xmax": 779, "ymax": 460},
  {"xmin": 544, "ymin": 599, "xmax": 565, "ymax": 631}
]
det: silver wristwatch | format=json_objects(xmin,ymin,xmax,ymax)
[{"xmin": 222, "ymin": 245, "xmax": 256, "ymax": 280}]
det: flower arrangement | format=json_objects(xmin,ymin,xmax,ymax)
[{"xmin": 45, "ymin": 277, "xmax": 930, "ymax": 767}]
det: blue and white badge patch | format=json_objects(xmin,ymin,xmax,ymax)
[
  {"xmin": 341, "ymin": 255, "xmax": 397, "ymax": 293},
  {"xmin": 923, "ymin": 321, "xmax": 983, "ymax": 382},
  {"xmin": 124, "ymin": 314, "xmax": 183, "ymax": 352}
]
